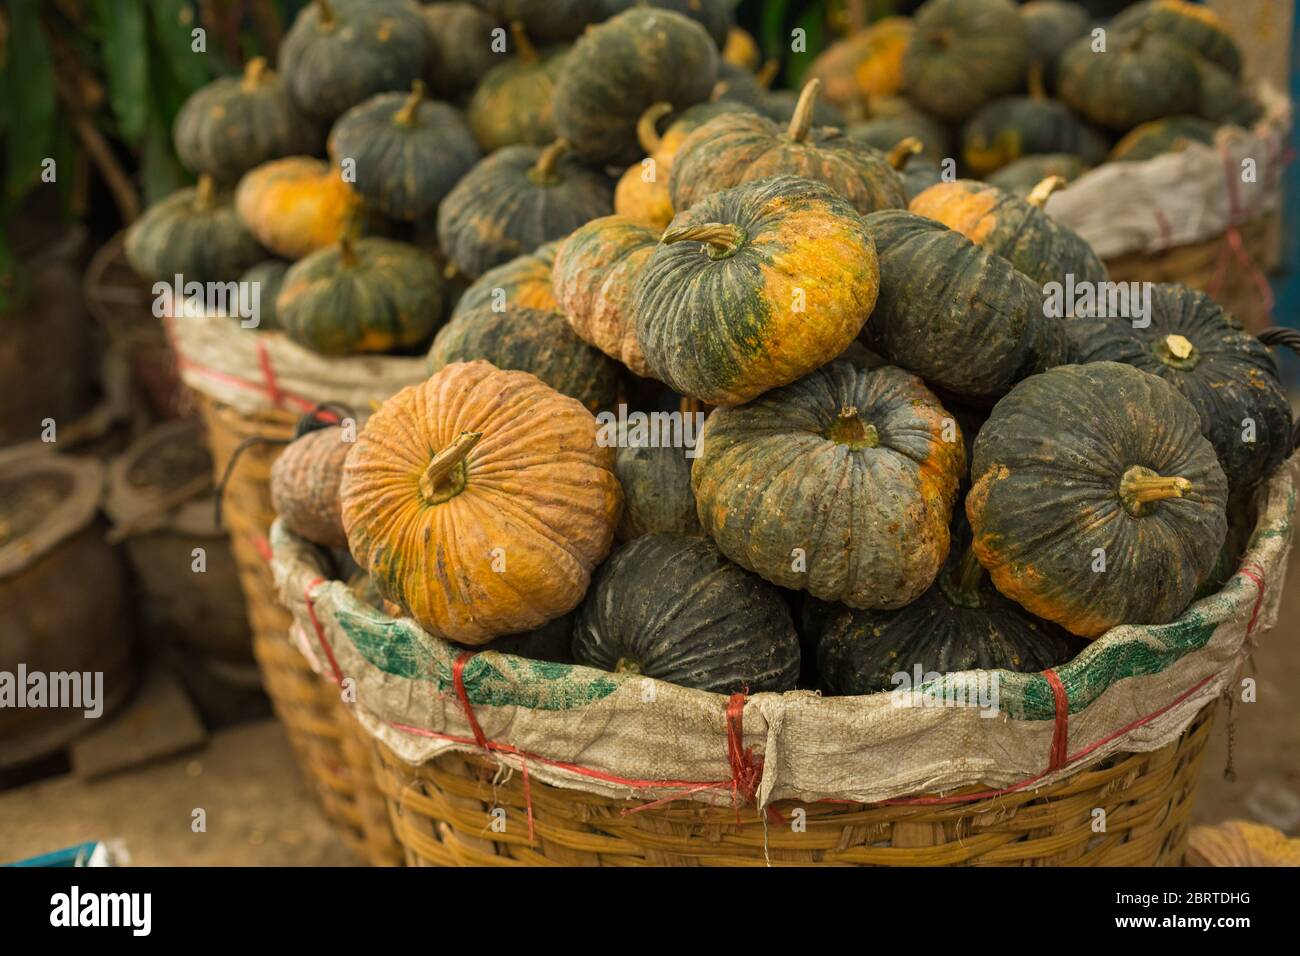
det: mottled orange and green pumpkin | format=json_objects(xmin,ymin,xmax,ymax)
[
  {"xmin": 670, "ymin": 80, "xmax": 907, "ymax": 216},
  {"xmin": 1056, "ymin": 30, "xmax": 1201, "ymax": 133},
  {"xmin": 421, "ymin": 3, "xmax": 501, "ymax": 98},
  {"xmin": 339, "ymin": 360, "xmax": 622, "ymax": 644},
  {"xmin": 276, "ymin": 237, "xmax": 444, "ymax": 355},
  {"xmin": 552, "ymin": 215, "xmax": 658, "ymax": 377},
  {"xmin": 902, "ymin": 0, "xmax": 1030, "ymax": 122},
  {"xmin": 269, "ymin": 426, "xmax": 350, "ymax": 548},
  {"xmin": 436, "ymin": 140, "xmax": 613, "ymax": 279},
  {"xmin": 806, "ymin": 16, "xmax": 912, "ymax": 120},
  {"xmin": 124, "ymin": 176, "xmax": 265, "ymax": 284},
  {"xmin": 452, "ymin": 241, "xmax": 560, "ymax": 319},
  {"xmin": 173, "ymin": 57, "xmax": 320, "ymax": 183},
  {"xmin": 986, "ymin": 152, "xmax": 1089, "ymax": 194},
  {"xmin": 279, "ymin": 0, "xmax": 429, "ymax": 121},
  {"xmin": 235, "ymin": 156, "xmax": 364, "ymax": 261},
  {"xmin": 427, "ymin": 305, "xmax": 621, "ymax": 412},
  {"xmin": 967, "ymin": 361, "xmax": 1228, "ymax": 638},
  {"xmin": 1109, "ymin": 115, "xmax": 1217, "ymax": 162},
  {"xmin": 552, "ymin": 8, "xmax": 719, "ymax": 166},
  {"xmin": 908, "ymin": 176, "xmax": 1107, "ymax": 287},
  {"xmin": 466, "ymin": 23, "xmax": 567, "ymax": 153},
  {"xmin": 860, "ymin": 209, "xmax": 1068, "ymax": 404},
  {"xmin": 633, "ymin": 176, "xmax": 880, "ymax": 406},
  {"xmin": 691, "ymin": 360, "xmax": 965, "ymax": 608},
  {"xmin": 327, "ymin": 82, "xmax": 480, "ymax": 221},
  {"xmin": 1112, "ymin": 0, "xmax": 1242, "ymax": 77}
]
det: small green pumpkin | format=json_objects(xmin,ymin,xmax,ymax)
[
  {"xmin": 614, "ymin": 439, "xmax": 701, "ymax": 541},
  {"xmin": 276, "ymin": 237, "xmax": 444, "ymax": 355},
  {"xmin": 124, "ymin": 176, "xmax": 265, "ymax": 285},
  {"xmin": 1109, "ymin": 115, "xmax": 1217, "ymax": 162},
  {"xmin": 466, "ymin": 23, "xmax": 567, "ymax": 152},
  {"xmin": 967, "ymin": 361, "xmax": 1228, "ymax": 638},
  {"xmin": 1020, "ymin": 1, "xmax": 1090, "ymax": 75},
  {"xmin": 436, "ymin": 140, "xmax": 614, "ymax": 278},
  {"xmin": 280, "ymin": 0, "xmax": 429, "ymax": 121},
  {"xmin": 173, "ymin": 58, "xmax": 320, "ymax": 182},
  {"xmin": 1196, "ymin": 59, "xmax": 1262, "ymax": 129},
  {"xmin": 1112, "ymin": 0, "xmax": 1242, "ymax": 77},
  {"xmin": 605, "ymin": 0, "xmax": 734, "ymax": 48},
  {"xmin": 859, "ymin": 210, "xmax": 1068, "ymax": 404},
  {"xmin": 328, "ymin": 82, "xmax": 480, "ymax": 221},
  {"xmin": 986, "ymin": 153, "xmax": 1089, "ymax": 194},
  {"xmin": 572, "ymin": 532, "xmax": 801, "ymax": 694},
  {"xmin": 846, "ymin": 101, "xmax": 952, "ymax": 164},
  {"xmin": 470, "ymin": 0, "xmax": 604, "ymax": 43},
  {"xmin": 240, "ymin": 259, "xmax": 289, "ymax": 331},
  {"xmin": 421, "ymin": 2, "xmax": 501, "ymax": 98},
  {"xmin": 691, "ymin": 361, "xmax": 965, "ymax": 608},
  {"xmin": 427, "ymin": 306, "xmax": 621, "ymax": 412},
  {"xmin": 452, "ymin": 242, "xmax": 560, "ymax": 318},
  {"xmin": 1056, "ymin": 30, "xmax": 1201, "ymax": 133},
  {"xmin": 633, "ymin": 176, "xmax": 879, "ymax": 406}
]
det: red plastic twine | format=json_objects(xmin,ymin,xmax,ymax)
[{"xmin": 1043, "ymin": 669, "xmax": 1070, "ymax": 772}]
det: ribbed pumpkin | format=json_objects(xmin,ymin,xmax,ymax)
[
  {"xmin": 986, "ymin": 152, "xmax": 1089, "ymax": 194},
  {"xmin": 471, "ymin": 0, "xmax": 606, "ymax": 43},
  {"xmin": 552, "ymin": 8, "xmax": 719, "ymax": 166},
  {"xmin": 173, "ymin": 58, "xmax": 320, "ymax": 182},
  {"xmin": 1064, "ymin": 284, "xmax": 1291, "ymax": 496},
  {"xmin": 1056, "ymin": 30, "xmax": 1201, "ymax": 133},
  {"xmin": 609, "ymin": 0, "xmax": 734, "ymax": 47},
  {"xmin": 124, "ymin": 176, "xmax": 265, "ymax": 284},
  {"xmin": 1110, "ymin": 115, "xmax": 1217, "ymax": 162},
  {"xmin": 270, "ymin": 427, "xmax": 350, "ymax": 548},
  {"xmin": 1112, "ymin": 0, "xmax": 1242, "ymax": 77},
  {"xmin": 902, "ymin": 0, "xmax": 1030, "ymax": 122},
  {"xmin": 421, "ymin": 2, "xmax": 500, "ymax": 98},
  {"xmin": 240, "ymin": 259, "xmax": 289, "ymax": 331},
  {"xmin": 908, "ymin": 176, "xmax": 1107, "ymax": 288},
  {"xmin": 967, "ymin": 362, "xmax": 1228, "ymax": 638},
  {"xmin": 427, "ymin": 306, "xmax": 621, "ymax": 412},
  {"xmin": 235, "ymin": 157, "xmax": 364, "ymax": 261},
  {"xmin": 670, "ymin": 80, "xmax": 907, "ymax": 216},
  {"xmin": 340, "ymin": 360, "xmax": 621, "ymax": 644},
  {"xmin": 552, "ymin": 215, "xmax": 658, "ymax": 376},
  {"xmin": 276, "ymin": 237, "xmax": 444, "ymax": 355},
  {"xmin": 633, "ymin": 176, "xmax": 879, "ymax": 406},
  {"xmin": 846, "ymin": 101, "xmax": 952, "ymax": 164},
  {"xmin": 573, "ymin": 532, "xmax": 800, "ymax": 693},
  {"xmin": 452, "ymin": 241, "xmax": 559, "ymax": 318},
  {"xmin": 614, "ymin": 440, "xmax": 701, "ymax": 540},
  {"xmin": 328, "ymin": 82, "xmax": 480, "ymax": 221},
  {"xmin": 1196, "ymin": 60, "xmax": 1261, "ymax": 129},
  {"xmin": 466, "ymin": 23, "xmax": 567, "ymax": 152},
  {"xmin": 1020, "ymin": 0, "xmax": 1090, "ymax": 76},
  {"xmin": 279, "ymin": 0, "xmax": 429, "ymax": 121},
  {"xmin": 437, "ymin": 140, "xmax": 614, "ymax": 278},
  {"xmin": 692, "ymin": 361, "xmax": 965, "ymax": 608},
  {"xmin": 860, "ymin": 210, "xmax": 1068, "ymax": 404},
  {"xmin": 806, "ymin": 16, "xmax": 913, "ymax": 119}
]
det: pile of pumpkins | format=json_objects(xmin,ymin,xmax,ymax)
[{"xmin": 128, "ymin": 0, "xmax": 1292, "ymax": 697}]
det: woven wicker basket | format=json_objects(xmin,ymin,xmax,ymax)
[{"xmin": 197, "ymin": 395, "xmax": 402, "ymax": 866}]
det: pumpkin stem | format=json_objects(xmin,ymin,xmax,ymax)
[
  {"xmin": 886, "ymin": 137, "xmax": 923, "ymax": 170},
  {"xmin": 756, "ymin": 59, "xmax": 780, "ymax": 90},
  {"xmin": 825, "ymin": 406, "xmax": 880, "ymax": 449},
  {"xmin": 1026, "ymin": 175, "xmax": 1067, "ymax": 208},
  {"xmin": 1155, "ymin": 333, "xmax": 1200, "ymax": 370},
  {"xmin": 315, "ymin": 0, "xmax": 336, "ymax": 26},
  {"xmin": 193, "ymin": 174, "xmax": 217, "ymax": 211},
  {"xmin": 942, "ymin": 544, "xmax": 986, "ymax": 610},
  {"xmin": 242, "ymin": 57, "xmax": 271, "ymax": 90},
  {"xmin": 660, "ymin": 222, "xmax": 747, "ymax": 260},
  {"xmin": 1119, "ymin": 465, "xmax": 1192, "ymax": 516},
  {"xmin": 394, "ymin": 80, "xmax": 426, "ymax": 126},
  {"xmin": 636, "ymin": 102, "xmax": 674, "ymax": 157},
  {"xmin": 419, "ymin": 431, "xmax": 483, "ymax": 504},
  {"xmin": 1027, "ymin": 60, "xmax": 1046, "ymax": 101},
  {"xmin": 530, "ymin": 139, "xmax": 570, "ymax": 184},
  {"xmin": 510, "ymin": 20, "xmax": 538, "ymax": 64},
  {"xmin": 786, "ymin": 78, "xmax": 822, "ymax": 143},
  {"xmin": 338, "ymin": 235, "xmax": 359, "ymax": 268}
]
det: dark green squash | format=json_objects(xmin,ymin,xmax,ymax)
[
  {"xmin": 452, "ymin": 241, "xmax": 560, "ymax": 318},
  {"xmin": 436, "ymin": 140, "xmax": 613, "ymax": 278},
  {"xmin": 711, "ymin": 62, "xmax": 771, "ymax": 110},
  {"xmin": 761, "ymin": 89, "xmax": 847, "ymax": 127},
  {"xmin": 327, "ymin": 82, "xmax": 480, "ymax": 221},
  {"xmin": 604, "ymin": 0, "xmax": 734, "ymax": 48},
  {"xmin": 1064, "ymin": 284, "xmax": 1291, "ymax": 496},
  {"xmin": 173, "ymin": 57, "xmax": 320, "ymax": 182},
  {"xmin": 986, "ymin": 152, "xmax": 1089, "ymax": 194},
  {"xmin": 1109, "ymin": 115, "xmax": 1217, "ymax": 162},
  {"xmin": 421, "ymin": 3, "xmax": 501, "ymax": 98},
  {"xmin": 633, "ymin": 176, "xmax": 880, "ymax": 406},
  {"xmin": 124, "ymin": 176, "xmax": 266, "ymax": 284},
  {"xmin": 470, "ymin": 0, "xmax": 605, "ymax": 43},
  {"xmin": 691, "ymin": 360, "xmax": 965, "ymax": 608},
  {"xmin": 859, "ymin": 210, "xmax": 1068, "ymax": 404},
  {"xmin": 1020, "ymin": 0, "xmax": 1090, "ymax": 77},
  {"xmin": 1196, "ymin": 59, "xmax": 1262, "ymax": 129},
  {"xmin": 426, "ymin": 305, "xmax": 621, "ymax": 412},
  {"xmin": 465, "ymin": 23, "xmax": 567, "ymax": 152},
  {"xmin": 967, "ymin": 361, "xmax": 1228, "ymax": 638},
  {"xmin": 276, "ymin": 237, "xmax": 445, "ymax": 355},
  {"xmin": 1112, "ymin": 0, "xmax": 1242, "ymax": 77},
  {"xmin": 614, "ymin": 440, "xmax": 701, "ymax": 541},
  {"xmin": 280, "ymin": 0, "xmax": 429, "ymax": 121},
  {"xmin": 240, "ymin": 259, "xmax": 289, "ymax": 331},
  {"xmin": 846, "ymin": 100, "xmax": 952, "ymax": 164},
  {"xmin": 902, "ymin": 0, "xmax": 1030, "ymax": 122},
  {"xmin": 552, "ymin": 8, "xmax": 719, "ymax": 166},
  {"xmin": 572, "ymin": 532, "xmax": 800, "ymax": 693},
  {"xmin": 1056, "ymin": 29, "xmax": 1201, "ymax": 133}
]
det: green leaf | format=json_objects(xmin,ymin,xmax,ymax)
[
  {"xmin": 149, "ymin": 0, "xmax": 213, "ymax": 92},
  {"xmin": 2, "ymin": 2, "xmax": 57, "ymax": 201},
  {"xmin": 97, "ymin": 0, "xmax": 151, "ymax": 143}
]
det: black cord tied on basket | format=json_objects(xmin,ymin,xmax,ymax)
[
  {"xmin": 1255, "ymin": 327, "xmax": 1300, "ymax": 455},
  {"xmin": 212, "ymin": 402, "xmax": 356, "ymax": 531}
]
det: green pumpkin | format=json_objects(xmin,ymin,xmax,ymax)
[
  {"xmin": 552, "ymin": 8, "xmax": 719, "ymax": 166},
  {"xmin": 604, "ymin": 0, "xmax": 734, "ymax": 49},
  {"xmin": 328, "ymin": 82, "xmax": 480, "ymax": 221},
  {"xmin": 1064, "ymin": 284, "xmax": 1291, "ymax": 496},
  {"xmin": 173, "ymin": 58, "xmax": 320, "ymax": 183},
  {"xmin": 240, "ymin": 259, "xmax": 289, "ymax": 331},
  {"xmin": 452, "ymin": 242, "xmax": 560, "ymax": 318},
  {"xmin": 846, "ymin": 104, "xmax": 952, "ymax": 164},
  {"xmin": 632, "ymin": 176, "xmax": 880, "ymax": 406},
  {"xmin": 897, "ymin": 155, "xmax": 944, "ymax": 202},
  {"xmin": 1020, "ymin": 1, "xmax": 1090, "ymax": 76},
  {"xmin": 859, "ymin": 210, "xmax": 1068, "ymax": 404},
  {"xmin": 426, "ymin": 306, "xmax": 621, "ymax": 412},
  {"xmin": 669, "ymin": 80, "xmax": 907, "ymax": 216},
  {"xmin": 902, "ymin": 0, "xmax": 1030, "ymax": 122},
  {"xmin": 1057, "ymin": 30, "xmax": 1201, "ymax": 133},
  {"xmin": 124, "ymin": 176, "xmax": 266, "ymax": 285},
  {"xmin": 436, "ymin": 140, "xmax": 613, "ymax": 278},
  {"xmin": 470, "ymin": 0, "xmax": 604, "ymax": 43},
  {"xmin": 276, "ymin": 237, "xmax": 444, "ymax": 355},
  {"xmin": 1110, "ymin": 115, "xmax": 1217, "ymax": 162},
  {"xmin": 986, "ymin": 153, "xmax": 1089, "ymax": 194},
  {"xmin": 422, "ymin": 3, "xmax": 501, "ymax": 98},
  {"xmin": 1112, "ymin": 0, "xmax": 1242, "ymax": 77},
  {"xmin": 466, "ymin": 24, "xmax": 567, "ymax": 152},
  {"xmin": 1196, "ymin": 59, "xmax": 1262, "ymax": 129},
  {"xmin": 691, "ymin": 361, "xmax": 965, "ymax": 608},
  {"xmin": 967, "ymin": 361, "xmax": 1228, "ymax": 638},
  {"xmin": 614, "ymin": 440, "xmax": 702, "ymax": 541},
  {"xmin": 711, "ymin": 63, "xmax": 771, "ymax": 110},
  {"xmin": 572, "ymin": 532, "xmax": 801, "ymax": 694},
  {"xmin": 761, "ymin": 89, "xmax": 847, "ymax": 127}
]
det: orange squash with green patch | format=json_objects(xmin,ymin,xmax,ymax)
[
  {"xmin": 235, "ymin": 156, "xmax": 364, "ymax": 260},
  {"xmin": 451, "ymin": 242, "xmax": 560, "ymax": 319},
  {"xmin": 466, "ymin": 23, "xmax": 567, "ymax": 152},
  {"xmin": 806, "ymin": 16, "xmax": 913, "ymax": 119}
]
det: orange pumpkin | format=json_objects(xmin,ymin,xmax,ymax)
[
  {"xmin": 807, "ymin": 17, "xmax": 912, "ymax": 120},
  {"xmin": 340, "ymin": 361, "xmax": 622, "ymax": 644},
  {"xmin": 235, "ymin": 156, "xmax": 363, "ymax": 260}
]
